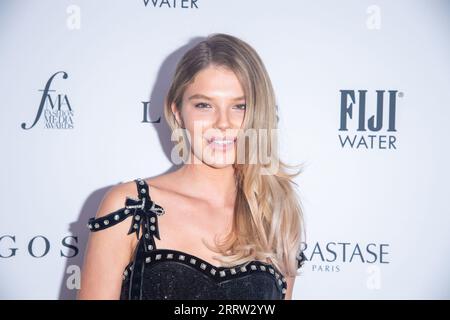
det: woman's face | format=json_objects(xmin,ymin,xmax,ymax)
[{"xmin": 172, "ymin": 65, "xmax": 246, "ymax": 168}]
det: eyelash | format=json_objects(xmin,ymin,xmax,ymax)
[{"xmin": 194, "ymin": 103, "xmax": 246, "ymax": 110}]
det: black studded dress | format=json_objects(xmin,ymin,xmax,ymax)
[{"xmin": 87, "ymin": 178, "xmax": 305, "ymax": 300}]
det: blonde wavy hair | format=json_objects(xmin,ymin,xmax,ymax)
[{"xmin": 163, "ymin": 33, "xmax": 306, "ymax": 277}]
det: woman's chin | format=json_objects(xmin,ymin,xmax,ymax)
[
  {"xmin": 205, "ymin": 161, "xmax": 235, "ymax": 169},
  {"xmin": 202, "ymin": 152, "xmax": 236, "ymax": 168}
]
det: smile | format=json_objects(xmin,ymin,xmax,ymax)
[
  {"xmin": 206, "ymin": 137, "xmax": 237, "ymax": 150},
  {"xmin": 211, "ymin": 140, "xmax": 234, "ymax": 145}
]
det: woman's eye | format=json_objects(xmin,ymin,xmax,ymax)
[
  {"xmin": 194, "ymin": 103, "xmax": 245, "ymax": 110},
  {"xmin": 194, "ymin": 103, "xmax": 211, "ymax": 109}
]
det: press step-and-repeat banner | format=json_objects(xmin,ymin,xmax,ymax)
[{"xmin": 0, "ymin": 0, "xmax": 449, "ymax": 299}]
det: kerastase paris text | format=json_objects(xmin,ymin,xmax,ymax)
[{"xmin": 300, "ymin": 241, "xmax": 389, "ymax": 272}]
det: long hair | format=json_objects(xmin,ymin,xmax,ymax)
[{"xmin": 164, "ymin": 33, "xmax": 306, "ymax": 277}]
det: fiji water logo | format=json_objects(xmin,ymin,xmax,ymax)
[
  {"xmin": 143, "ymin": 0, "xmax": 199, "ymax": 8},
  {"xmin": 338, "ymin": 90, "xmax": 403, "ymax": 149},
  {"xmin": 21, "ymin": 71, "xmax": 73, "ymax": 130}
]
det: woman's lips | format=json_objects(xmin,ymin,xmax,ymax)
[{"xmin": 206, "ymin": 137, "xmax": 237, "ymax": 151}]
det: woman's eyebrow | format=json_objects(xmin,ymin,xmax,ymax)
[{"xmin": 188, "ymin": 94, "xmax": 245, "ymax": 101}]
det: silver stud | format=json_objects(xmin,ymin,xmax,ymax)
[
  {"xmin": 145, "ymin": 234, "xmax": 149, "ymax": 239},
  {"xmin": 124, "ymin": 209, "xmax": 130, "ymax": 215},
  {"xmin": 275, "ymin": 273, "xmax": 280, "ymax": 279},
  {"xmin": 133, "ymin": 223, "xmax": 138, "ymax": 229},
  {"xmin": 155, "ymin": 254, "xmax": 162, "ymax": 260},
  {"xmin": 88, "ymin": 224, "xmax": 93, "ymax": 229},
  {"xmin": 139, "ymin": 180, "xmax": 145, "ymax": 185},
  {"xmin": 123, "ymin": 270, "xmax": 128, "ymax": 276},
  {"xmin": 210, "ymin": 269, "xmax": 216, "ymax": 275},
  {"xmin": 167, "ymin": 253, "xmax": 173, "ymax": 259},
  {"xmin": 135, "ymin": 215, "xmax": 140, "ymax": 221},
  {"xmin": 179, "ymin": 255, "xmax": 185, "ymax": 261},
  {"xmin": 240, "ymin": 266, "xmax": 247, "ymax": 272},
  {"xmin": 282, "ymin": 288, "xmax": 286, "ymax": 294},
  {"xmin": 114, "ymin": 214, "xmax": 120, "ymax": 221},
  {"xmin": 129, "ymin": 265, "xmax": 133, "ymax": 271},
  {"xmin": 145, "ymin": 257, "xmax": 151, "ymax": 263},
  {"xmin": 282, "ymin": 277, "xmax": 286, "ymax": 283},
  {"xmin": 150, "ymin": 217, "xmax": 155, "ymax": 223},
  {"xmin": 147, "ymin": 244, "xmax": 153, "ymax": 250},
  {"xmin": 230, "ymin": 268, "xmax": 236, "ymax": 275},
  {"xmin": 103, "ymin": 220, "xmax": 109, "ymax": 225},
  {"xmin": 260, "ymin": 265, "xmax": 266, "ymax": 271},
  {"xmin": 200, "ymin": 263, "xmax": 207, "ymax": 270},
  {"xmin": 94, "ymin": 223, "xmax": 100, "ymax": 229},
  {"xmin": 278, "ymin": 279, "xmax": 283, "ymax": 286},
  {"xmin": 150, "ymin": 225, "xmax": 155, "ymax": 231},
  {"xmin": 219, "ymin": 270, "xmax": 226, "ymax": 277},
  {"xmin": 269, "ymin": 268, "xmax": 274, "ymax": 274},
  {"xmin": 141, "ymin": 188, "xmax": 146, "ymax": 194},
  {"xmin": 251, "ymin": 265, "xmax": 257, "ymax": 270},
  {"xmin": 190, "ymin": 258, "xmax": 196, "ymax": 265}
]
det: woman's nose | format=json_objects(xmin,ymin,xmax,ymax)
[{"xmin": 215, "ymin": 108, "xmax": 231, "ymax": 130}]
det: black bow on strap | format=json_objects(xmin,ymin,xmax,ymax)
[{"xmin": 124, "ymin": 196, "xmax": 165, "ymax": 240}]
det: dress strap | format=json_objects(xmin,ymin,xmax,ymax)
[
  {"xmin": 297, "ymin": 249, "xmax": 306, "ymax": 269},
  {"xmin": 87, "ymin": 178, "xmax": 165, "ymax": 247}
]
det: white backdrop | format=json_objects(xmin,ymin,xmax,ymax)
[{"xmin": 0, "ymin": 0, "xmax": 449, "ymax": 299}]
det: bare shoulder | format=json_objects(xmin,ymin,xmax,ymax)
[
  {"xmin": 95, "ymin": 179, "xmax": 140, "ymax": 218},
  {"xmin": 93, "ymin": 178, "xmax": 151, "ymax": 242},
  {"xmin": 78, "ymin": 178, "xmax": 144, "ymax": 299}
]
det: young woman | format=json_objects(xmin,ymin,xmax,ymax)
[{"xmin": 78, "ymin": 33, "xmax": 306, "ymax": 300}]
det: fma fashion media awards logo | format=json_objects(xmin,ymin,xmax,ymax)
[
  {"xmin": 21, "ymin": 71, "xmax": 73, "ymax": 130},
  {"xmin": 338, "ymin": 89, "xmax": 403, "ymax": 149}
]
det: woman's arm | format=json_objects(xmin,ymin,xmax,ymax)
[
  {"xmin": 284, "ymin": 276, "xmax": 296, "ymax": 300},
  {"xmin": 77, "ymin": 184, "xmax": 135, "ymax": 299}
]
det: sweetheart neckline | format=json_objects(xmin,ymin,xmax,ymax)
[
  {"xmin": 122, "ymin": 247, "xmax": 287, "ymax": 299},
  {"xmin": 123, "ymin": 246, "xmax": 287, "ymax": 294},
  {"xmin": 140, "ymin": 247, "xmax": 275, "ymax": 271}
]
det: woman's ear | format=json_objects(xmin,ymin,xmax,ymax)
[{"xmin": 171, "ymin": 102, "xmax": 183, "ymax": 128}]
